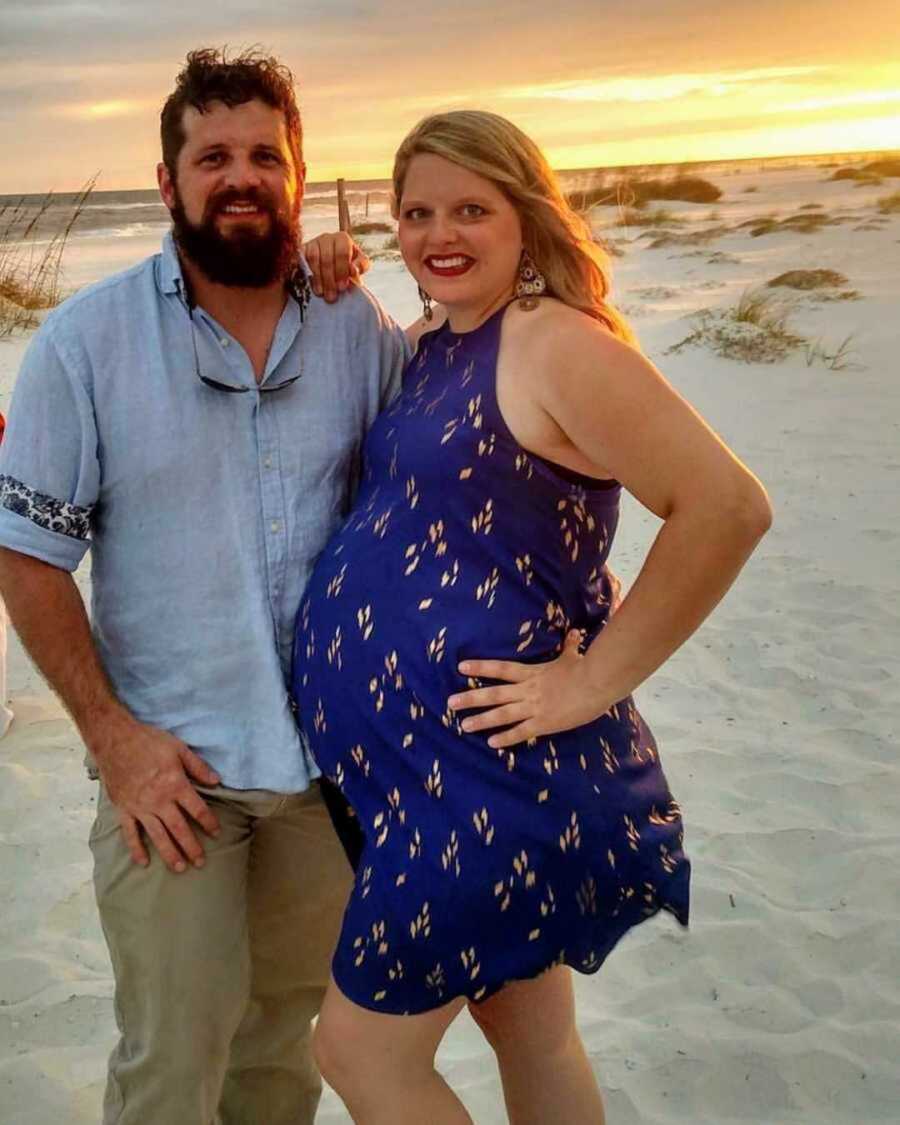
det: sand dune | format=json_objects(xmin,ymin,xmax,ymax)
[{"xmin": 1, "ymin": 160, "xmax": 899, "ymax": 1122}]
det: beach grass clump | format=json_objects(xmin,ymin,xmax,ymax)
[
  {"xmin": 351, "ymin": 220, "xmax": 394, "ymax": 235},
  {"xmin": 646, "ymin": 224, "xmax": 730, "ymax": 249},
  {"xmin": 804, "ymin": 334, "xmax": 860, "ymax": 371},
  {"xmin": 864, "ymin": 158, "xmax": 900, "ymax": 178},
  {"xmin": 829, "ymin": 166, "xmax": 881, "ymax": 183},
  {"xmin": 615, "ymin": 206, "xmax": 683, "ymax": 228},
  {"xmin": 876, "ymin": 190, "xmax": 900, "ymax": 214},
  {"xmin": 766, "ymin": 269, "xmax": 848, "ymax": 290},
  {"xmin": 569, "ymin": 174, "xmax": 721, "ymax": 213},
  {"xmin": 629, "ymin": 176, "xmax": 722, "ymax": 204},
  {"xmin": 741, "ymin": 211, "xmax": 834, "ymax": 237},
  {"xmin": 666, "ymin": 289, "xmax": 806, "ymax": 364},
  {"xmin": 0, "ymin": 179, "xmax": 94, "ymax": 336}
]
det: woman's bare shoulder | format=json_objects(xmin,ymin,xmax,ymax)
[{"xmin": 504, "ymin": 297, "xmax": 638, "ymax": 376}]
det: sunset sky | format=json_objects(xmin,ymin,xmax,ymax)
[{"xmin": 1, "ymin": 0, "xmax": 899, "ymax": 193}]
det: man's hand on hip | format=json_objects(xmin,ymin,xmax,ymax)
[{"xmin": 91, "ymin": 718, "xmax": 221, "ymax": 872}]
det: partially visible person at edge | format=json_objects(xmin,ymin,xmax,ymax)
[
  {"xmin": 0, "ymin": 48, "xmax": 408, "ymax": 1125},
  {"xmin": 293, "ymin": 110, "xmax": 773, "ymax": 1125},
  {"xmin": 0, "ymin": 411, "xmax": 12, "ymax": 738}
]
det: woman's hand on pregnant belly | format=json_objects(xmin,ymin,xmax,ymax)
[{"xmin": 448, "ymin": 630, "xmax": 612, "ymax": 749}]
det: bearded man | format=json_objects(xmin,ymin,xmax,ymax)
[{"xmin": 0, "ymin": 48, "xmax": 407, "ymax": 1125}]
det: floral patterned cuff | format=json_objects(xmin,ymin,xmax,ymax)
[{"xmin": 0, "ymin": 474, "xmax": 92, "ymax": 540}]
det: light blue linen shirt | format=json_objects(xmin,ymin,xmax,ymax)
[{"xmin": 0, "ymin": 233, "xmax": 408, "ymax": 791}]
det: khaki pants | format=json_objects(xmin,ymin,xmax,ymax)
[{"xmin": 89, "ymin": 781, "xmax": 352, "ymax": 1125}]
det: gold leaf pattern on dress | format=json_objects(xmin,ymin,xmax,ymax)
[
  {"xmin": 351, "ymin": 744, "xmax": 370, "ymax": 778},
  {"xmin": 559, "ymin": 812, "xmax": 581, "ymax": 853},
  {"xmin": 475, "ymin": 567, "xmax": 500, "ymax": 608},
  {"xmin": 514, "ymin": 452, "xmax": 534, "ymax": 480},
  {"xmin": 477, "ymin": 432, "xmax": 496, "ymax": 458},
  {"xmin": 372, "ymin": 810, "xmax": 389, "ymax": 848},
  {"xmin": 576, "ymin": 876, "xmax": 598, "ymax": 917},
  {"xmin": 358, "ymin": 865, "xmax": 372, "ymax": 900},
  {"xmin": 515, "ymin": 553, "xmax": 534, "ymax": 586},
  {"xmin": 425, "ymin": 963, "xmax": 446, "ymax": 997},
  {"xmin": 372, "ymin": 508, "xmax": 392, "ymax": 539},
  {"xmin": 426, "ymin": 626, "xmax": 448, "ymax": 663},
  {"xmin": 472, "ymin": 806, "xmax": 495, "ymax": 846},
  {"xmin": 409, "ymin": 901, "xmax": 432, "ymax": 939},
  {"xmin": 326, "ymin": 564, "xmax": 347, "ymax": 598},
  {"xmin": 408, "ymin": 828, "xmax": 423, "ymax": 860},
  {"xmin": 470, "ymin": 498, "xmax": 494, "ymax": 535},
  {"xmin": 405, "ymin": 475, "xmax": 420, "ymax": 509},
  {"xmin": 313, "ymin": 698, "xmax": 326, "ymax": 734},
  {"xmin": 356, "ymin": 604, "xmax": 374, "ymax": 640},
  {"xmin": 326, "ymin": 626, "xmax": 342, "ymax": 670},
  {"xmin": 459, "ymin": 466, "xmax": 473, "ymax": 480},
  {"xmin": 624, "ymin": 814, "xmax": 641, "ymax": 851},
  {"xmin": 440, "ymin": 559, "xmax": 461, "ymax": 588},
  {"xmin": 424, "ymin": 759, "xmax": 443, "ymax": 799},
  {"xmin": 441, "ymin": 830, "xmax": 461, "ymax": 877},
  {"xmin": 460, "ymin": 946, "xmax": 481, "ymax": 980}
]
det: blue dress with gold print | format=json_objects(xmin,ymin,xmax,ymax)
[{"xmin": 292, "ymin": 306, "xmax": 690, "ymax": 1015}]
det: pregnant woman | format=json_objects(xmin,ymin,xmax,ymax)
[{"xmin": 293, "ymin": 111, "xmax": 771, "ymax": 1124}]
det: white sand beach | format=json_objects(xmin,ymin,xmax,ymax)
[{"xmin": 1, "ymin": 161, "xmax": 899, "ymax": 1123}]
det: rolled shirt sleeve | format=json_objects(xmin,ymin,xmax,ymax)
[{"xmin": 0, "ymin": 319, "xmax": 99, "ymax": 571}]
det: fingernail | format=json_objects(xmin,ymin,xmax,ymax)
[
  {"xmin": 462, "ymin": 719, "xmax": 473, "ymax": 732},
  {"xmin": 194, "ymin": 858, "xmax": 205, "ymax": 869},
  {"xmin": 458, "ymin": 662, "xmax": 471, "ymax": 673},
  {"xmin": 448, "ymin": 696, "xmax": 460, "ymax": 708},
  {"xmin": 488, "ymin": 738, "xmax": 499, "ymax": 749},
  {"xmin": 175, "ymin": 862, "xmax": 186, "ymax": 873}
]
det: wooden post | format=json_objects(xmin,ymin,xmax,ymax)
[{"xmin": 337, "ymin": 178, "xmax": 351, "ymax": 232}]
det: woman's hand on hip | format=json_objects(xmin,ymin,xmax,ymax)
[{"xmin": 448, "ymin": 631, "xmax": 612, "ymax": 749}]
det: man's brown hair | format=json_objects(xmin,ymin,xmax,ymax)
[{"xmin": 160, "ymin": 47, "xmax": 303, "ymax": 176}]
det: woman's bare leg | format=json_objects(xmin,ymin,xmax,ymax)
[
  {"xmin": 313, "ymin": 976, "xmax": 472, "ymax": 1125},
  {"xmin": 468, "ymin": 965, "xmax": 606, "ymax": 1125}
]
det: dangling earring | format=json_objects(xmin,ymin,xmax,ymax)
[
  {"xmin": 515, "ymin": 250, "xmax": 546, "ymax": 311},
  {"xmin": 418, "ymin": 284, "xmax": 434, "ymax": 321}
]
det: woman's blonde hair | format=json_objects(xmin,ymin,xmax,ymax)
[{"xmin": 392, "ymin": 110, "xmax": 636, "ymax": 345}]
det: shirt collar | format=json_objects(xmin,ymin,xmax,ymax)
[{"xmin": 155, "ymin": 229, "xmax": 312, "ymax": 319}]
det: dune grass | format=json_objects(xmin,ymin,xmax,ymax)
[
  {"xmin": 351, "ymin": 220, "xmax": 394, "ymax": 235},
  {"xmin": 0, "ymin": 179, "xmax": 94, "ymax": 336},
  {"xmin": 615, "ymin": 206, "xmax": 683, "ymax": 228},
  {"xmin": 877, "ymin": 191, "xmax": 900, "ymax": 214},
  {"xmin": 766, "ymin": 269, "xmax": 848, "ymax": 290},
  {"xmin": 569, "ymin": 174, "xmax": 721, "ymax": 213},
  {"xmin": 667, "ymin": 289, "xmax": 806, "ymax": 363}
]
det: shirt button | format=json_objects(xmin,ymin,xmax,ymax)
[
  {"xmin": 270, "ymin": 520, "xmax": 281, "ymax": 533},
  {"xmin": 264, "ymin": 457, "xmax": 273, "ymax": 469},
  {"xmin": 220, "ymin": 337, "xmax": 230, "ymax": 347}
]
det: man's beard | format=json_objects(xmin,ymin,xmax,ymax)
[{"xmin": 171, "ymin": 184, "xmax": 301, "ymax": 288}]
